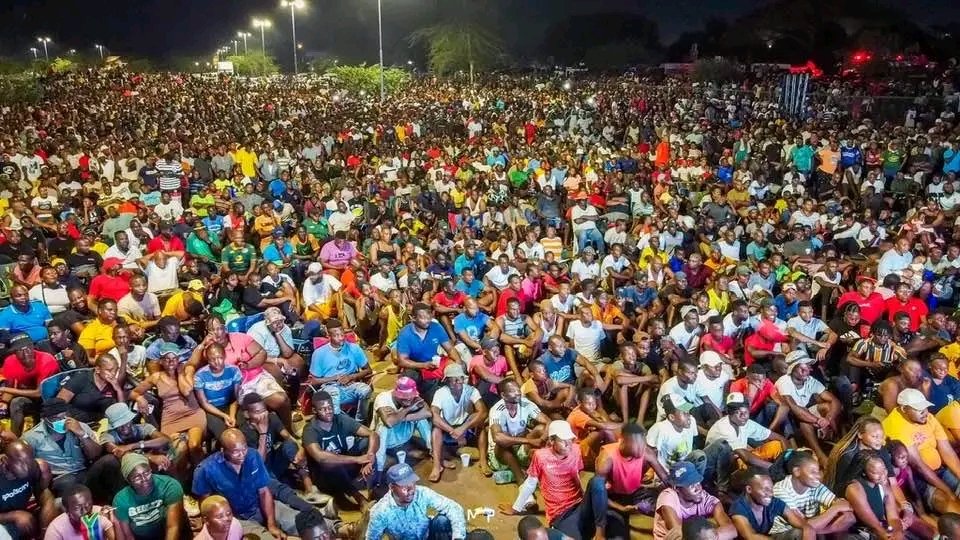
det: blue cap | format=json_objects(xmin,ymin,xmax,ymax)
[
  {"xmin": 386, "ymin": 463, "xmax": 419, "ymax": 486},
  {"xmin": 669, "ymin": 461, "xmax": 703, "ymax": 488}
]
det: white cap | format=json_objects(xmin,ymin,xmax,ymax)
[
  {"xmin": 547, "ymin": 420, "xmax": 576, "ymax": 440},
  {"xmin": 307, "ymin": 262, "xmax": 323, "ymax": 274},
  {"xmin": 782, "ymin": 282, "xmax": 797, "ymax": 292},
  {"xmin": 679, "ymin": 305, "xmax": 699, "ymax": 319},
  {"xmin": 897, "ymin": 388, "xmax": 933, "ymax": 411},
  {"xmin": 725, "ymin": 392, "xmax": 748, "ymax": 408},
  {"xmin": 700, "ymin": 351, "xmax": 724, "ymax": 367},
  {"xmin": 785, "ymin": 350, "xmax": 815, "ymax": 372}
]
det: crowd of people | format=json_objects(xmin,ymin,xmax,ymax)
[{"xmin": 0, "ymin": 63, "xmax": 958, "ymax": 540}]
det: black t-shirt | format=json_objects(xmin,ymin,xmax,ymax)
[
  {"xmin": 832, "ymin": 443, "xmax": 894, "ymax": 493},
  {"xmin": 66, "ymin": 251, "xmax": 104, "ymax": 277},
  {"xmin": 47, "ymin": 237, "xmax": 76, "ymax": 260},
  {"xmin": 237, "ymin": 411, "xmax": 285, "ymax": 449},
  {"xmin": 53, "ymin": 308, "xmax": 94, "ymax": 333},
  {"xmin": 63, "ymin": 370, "xmax": 118, "ymax": 423},
  {"xmin": 241, "ymin": 286, "xmax": 267, "ymax": 315},
  {"xmin": 0, "ymin": 467, "xmax": 39, "ymax": 512},
  {"xmin": 301, "ymin": 414, "xmax": 362, "ymax": 455}
]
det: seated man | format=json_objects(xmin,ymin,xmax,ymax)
[
  {"xmin": 652, "ymin": 460, "xmax": 737, "ymax": 540},
  {"xmin": 604, "ymin": 342, "xmax": 660, "ymax": 425},
  {"xmin": 704, "ymin": 392, "xmax": 788, "ymax": 488},
  {"xmin": 0, "ymin": 441, "xmax": 56, "ymax": 538},
  {"xmin": 371, "ymin": 377, "xmax": 434, "ymax": 482},
  {"xmin": 247, "ymin": 306, "xmax": 306, "ymax": 391},
  {"xmin": 769, "ymin": 451, "xmax": 856, "ymax": 537},
  {"xmin": 588, "ymin": 423, "xmax": 668, "ymax": 538},
  {"xmin": 566, "ymin": 388, "xmax": 620, "ymax": 467},
  {"xmin": 536, "ymin": 335, "xmax": 601, "ymax": 392},
  {"xmin": 429, "ymin": 364, "xmax": 488, "ymax": 482},
  {"xmin": 395, "ymin": 303, "xmax": 463, "ymax": 400},
  {"xmin": 468, "ymin": 337, "xmax": 510, "ymax": 407},
  {"xmin": 775, "ymin": 350, "xmax": 841, "ymax": 465},
  {"xmin": 496, "ymin": 297, "xmax": 542, "ymax": 377},
  {"xmin": 22, "ymin": 398, "xmax": 123, "ymax": 501},
  {"xmin": 0, "ymin": 333, "xmax": 60, "ymax": 435},
  {"xmin": 646, "ymin": 394, "xmax": 702, "ymax": 474},
  {"xmin": 487, "ymin": 378, "xmax": 550, "ymax": 485},
  {"xmin": 112, "ymin": 453, "xmax": 186, "ymax": 540},
  {"xmin": 193, "ymin": 429, "xmax": 340, "ymax": 538},
  {"xmin": 237, "ymin": 393, "xmax": 311, "ymax": 492},
  {"xmin": 100, "ymin": 402, "xmax": 174, "ymax": 474},
  {"xmin": 308, "ymin": 319, "xmax": 373, "ymax": 419},
  {"xmin": 302, "ymin": 390, "xmax": 380, "ymax": 505},
  {"xmin": 728, "ymin": 363, "xmax": 789, "ymax": 431},
  {"xmin": 520, "ymin": 358, "xmax": 576, "ymax": 420},
  {"xmin": 365, "ymin": 463, "xmax": 467, "ymax": 540},
  {"xmin": 655, "ymin": 357, "xmax": 716, "ymax": 427},
  {"xmin": 730, "ymin": 469, "xmax": 814, "ymax": 540}
]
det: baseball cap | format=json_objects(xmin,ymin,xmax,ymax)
[
  {"xmin": 662, "ymin": 393, "xmax": 693, "ymax": 415},
  {"xmin": 479, "ymin": 337, "xmax": 499, "ymax": 350},
  {"xmin": 547, "ymin": 420, "xmax": 576, "ymax": 441},
  {"xmin": 443, "ymin": 363, "xmax": 466, "ymax": 379},
  {"xmin": 158, "ymin": 342, "xmax": 180, "ymax": 356},
  {"xmin": 725, "ymin": 392, "xmax": 749, "ymax": 410},
  {"xmin": 674, "ymin": 271, "xmax": 688, "ymax": 282},
  {"xmin": 393, "ymin": 376, "xmax": 419, "ymax": 400},
  {"xmin": 102, "ymin": 258, "xmax": 124, "ymax": 272},
  {"xmin": 8, "ymin": 334, "xmax": 33, "ymax": 350},
  {"xmin": 669, "ymin": 461, "xmax": 703, "ymax": 488},
  {"xmin": 782, "ymin": 282, "xmax": 797, "ymax": 292},
  {"xmin": 699, "ymin": 350, "xmax": 724, "ymax": 367},
  {"xmin": 386, "ymin": 463, "xmax": 419, "ymax": 486},
  {"xmin": 897, "ymin": 388, "xmax": 933, "ymax": 411},
  {"xmin": 307, "ymin": 262, "xmax": 323, "ymax": 274},
  {"xmin": 187, "ymin": 279, "xmax": 205, "ymax": 291},
  {"xmin": 679, "ymin": 305, "xmax": 699, "ymax": 319}
]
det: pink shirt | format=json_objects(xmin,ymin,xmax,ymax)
[
  {"xmin": 222, "ymin": 332, "xmax": 261, "ymax": 383},
  {"xmin": 319, "ymin": 241, "xmax": 356, "ymax": 268},
  {"xmin": 652, "ymin": 488, "xmax": 720, "ymax": 540},
  {"xmin": 193, "ymin": 518, "xmax": 243, "ymax": 540},
  {"xmin": 520, "ymin": 277, "xmax": 543, "ymax": 304},
  {"xmin": 44, "ymin": 507, "xmax": 113, "ymax": 540},
  {"xmin": 468, "ymin": 354, "xmax": 508, "ymax": 393}
]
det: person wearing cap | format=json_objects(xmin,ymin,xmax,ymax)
[
  {"xmin": 0, "ymin": 333, "xmax": 59, "ymax": 435},
  {"xmin": 705, "ymin": 392, "xmax": 787, "ymax": 481},
  {"xmin": 499, "ymin": 420, "xmax": 602, "ymax": 538},
  {"xmin": 159, "ymin": 278, "xmax": 206, "ymax": 324},
  {"xmin": 302, "ymin": 261, "xmax": 344, "ymax": 322},
  {"xmin": 112, "ymin": 451, "xmax": 187, "ymax": 540},
  {"xmin": 100, "ymin": 402, "xmax": 173, "ymax": 470},
  {"xmin": 307, "ymin": 319, "xmax": 372, "ymax": 420},
  {"xmin": 775, "ymin": 350, "xmax": 841, "ymax": 465},
  {"xmin": 371, "ymin": 375, "xmax": 435, "ymax": 477},
  {"xmin": 773, "ymin": 281, "xmax": 801, "ymax": 320},
  {"xmin": 652, "ymin": 460, "xmax": 737, "ymax": 540},
  {"xmin": 729, "ymin": 468, "xmax": 815, "ymax": 540},
  {"xmin": 427, "ymin": 362, "xmax": 488, "ymax": 482},
  {"xmin": 366, "ymin": 462, "xmax": 467, "ymax": 540}
]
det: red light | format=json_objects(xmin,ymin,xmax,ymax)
[{"xmin": 895, "ymin": 54, "xmax": 904, "ymax": 61}]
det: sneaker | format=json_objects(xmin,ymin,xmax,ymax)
[
  {"xmin": 184, "ymin": 495, "xmax": 200, "ymax": 518},
  {"xmin": 301, "ymin": 486, "xmax": 331, "ymax": 506}
]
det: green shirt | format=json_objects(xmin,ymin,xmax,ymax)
[
  {"xmin": 302, "ymin": 218, "xmax": 328, "ymax": 241},
  {"xmin": 113, "ymin": 474, "xmax": 183, "ymax": 540},
  {"xmin": 187, "ymin": 232, "xmax": 220, "ymax": 261},
  {"xmin": 189, "ymin": 194, "xmax": 216, "ymax": 217},
  {"xmin": 882, "ymin": 149, "xmax": 904, "ymax": 170},
  {"xmin": 221, "ymin": 243, "xmax": 255, "ymax": 273}
]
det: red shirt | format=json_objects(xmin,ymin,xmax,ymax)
[
  {"xmin": 146, "ymin": 235, "xmax": 185, "ymax": 254},
  {"xmin": 729, "ymin": 377, "xmax": 778, "ymax": 415},
  {"xmin": 837, "ymin": 291, "xmax": 885, "ymax": 325},
  {"xmin": 496, "ymin": 288, "xmax": 528, "ymax": 317},
  {"xmin": 682, "ymin": 264, "xmax": 714, "ymax": 290},
  {"xmin": 88, "ymin": 273, "xmax": 131, "ymax": 302},
  {"xmin": 700, "ymin": 334, "xmax": 734, "ymax": 357},
  {"xmin": 0, "ymin": 351, "xmax": 59, "ymax": 389},
  {"xmin": 527, "ymin": 444, "xmax": 584, "ymax": 523},
  {"xmin": 885, "ymin": 296, "xmax": 928, "ymax": 332},
  {"xmin": 743, "ymin": 323, "xmax": 787, "ymax": 366},
  {"xmin": 433, "ymin": 290, "xmax": 466, "ymax": 309},
  {"xmin": 599, "ymin": 442, "xmax": 645, "ymax": 495}
]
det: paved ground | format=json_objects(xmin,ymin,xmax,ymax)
[{"xmin": 318, "ymin": 354, "xmax": 656, "ymax": 539}]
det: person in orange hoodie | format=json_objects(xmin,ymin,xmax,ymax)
[{"xmin": 654, "ymin": 133, "xmax": 671, "ymax": 169}]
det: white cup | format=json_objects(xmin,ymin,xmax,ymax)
[
  {"xmin": 396, "ymin": 450, "xmax": 407, "ymax": 464},
  {"xmin": 460, "ymin": 453, "xmax": 471, "ymax": 467}
]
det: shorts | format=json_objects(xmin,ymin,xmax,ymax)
[
  {"xmin": 912, "ymin": 466, "xmax": 960, "ymax": 511},
  {"xmin": 240, "ymin": 371, "xmax": 286, "ymax": 401},
  {"xmin": 487, "ymin": 443, "xmax": 531, "ymax": 472}
]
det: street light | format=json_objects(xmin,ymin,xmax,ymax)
[
  {"xmin": 68, "ymin": 49, "xmax": 77, "ymax": 56},
  {"xmin": 237, "ymin": 31, "xmax": 251, "ymax": 54},
  {"xmin": 280, "ymin": 0, "xmax": 305, "ymax": 74},
  {"xmin": 36, "ymin": 37, "xmax": 51, "ymax": 61},
  {"xmin": 377, "ymin": 0, "xmax": 385, "ymax": 103},
  {"xmin": 94, "ymin": 44, "xmax": 104, "ymax": 60},
  {"xmin": 29, "ymin": 48, "xmax": 38, "ymax": 60},
  {"xmin": 252, "ymin": 18, "xmax": 272, "ymax": 55}
]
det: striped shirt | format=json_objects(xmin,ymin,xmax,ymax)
[
  {"xmin": 540, "ymin": 236, "xmax": 563, "ymax": 258},
  {"xmin": 156, "ymin": 159, "xmax": 183, "ymax": 192},
  {"xmin": 850, "ymin": 337, "xmax": 906, "ymax": 367},
  {"xmin": 769, "ymin": 476, "xmax": 837, "ymax": 533}
]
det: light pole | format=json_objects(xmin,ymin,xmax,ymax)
[
  {"xmin": 237, "ymin": 31, "xmax": 251, "ymax": 54},
  {"xmin": 377, "ymin": 0, "xmax": 385, "ymax": 103},
  {"xmin": 36, "ymin": 37, "xmax": 51, "ymax": 61},
  {"xmin": 29, "ymin": 48, "xmax": 38, "ymax": 60},
  {"xmin": 94, "ymin": 44, "xmax": 104, "ymax": 60},
  {"xmin": 252, "ymin": 19, "xmax": 272, "ymax": 55},
  {"xmin": 232, "ymin": 40, "xmax": 239, "ymax": 55},
  {"xmin": 280, "ymin": 0, "xmax": 304, "ymax": 74}
]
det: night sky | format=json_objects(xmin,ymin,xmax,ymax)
[{"xmin": 2, "ymin": 0, "xmax": 957, "ymax": 65}]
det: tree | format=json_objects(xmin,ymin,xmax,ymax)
[
  {"xmin": 0, "ymin": 74, "xmax": 41, "ymax": 104},
  {"xmin": 326, "ymin": 64, "xmax": 411, "ymax": 96},
  {"xmin": 225, "ymin": 53, "xmax": 279, "ymax": 76},
  {"xmin": 408, "ymin": 0, "xmax": 504, "ymax": 83},
  {"xmin": 49, "ymin": 57, "xmax": 76, "ymax": 74}
]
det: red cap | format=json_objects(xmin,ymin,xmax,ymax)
[{"xmin": 102, "ymin": 258, "xmax": 124, "ymax": 272}]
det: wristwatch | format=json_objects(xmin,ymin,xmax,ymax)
[{"xmin": 139, "ymin": 441, "xmax": 145, "ymax": 451}]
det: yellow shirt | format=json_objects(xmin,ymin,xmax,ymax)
[
  {"xmin": 235, "ymin": 148, "xmax": 257, "ymax": 178},
  {"xmin": 450, "ymin": 187, "xmax": 466, "ymax": 208},
  {"xmin": 707, "ymin": 289, "xmax": 730, "ymax": 315},
  {"xmin": 77, "ymin": 319, "xmax": 117, "ymax": 357},
  {"xmin": 882, "ymin": 407, "xmax": 948, "ymax": 471},
  {"xmin": 638, "ymin": 248, "xmax": 668, "ymax": 270},
  {"xmin": 162, "ymin": 291, "xmax": 203, "ymax": 321},
  {"xmin": 940, "ymin": 342, "xmax": 960, "ymax": 378}
]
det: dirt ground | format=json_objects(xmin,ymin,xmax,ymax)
[{"xmin": 322, "ymin": 354, "xmax": 656, "ymax": 539}]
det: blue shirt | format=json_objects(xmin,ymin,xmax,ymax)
[
  {"xmin": 192, "ymin": 450, "xmax": 270, "ymax": 519},
  {"xmin": 261, "ymin": 242, "xmax": 293, "ymax": 265},
  {"xmin": 840, "ymin": 146, "xmax": 862, "ymax": 169},
  {"xmin": 452, "ymin": 312, "xmax": 489, "ymax": 343},
  {"xmin": 267, "ymin": 179, "xmax": 286, "ymax": 198},
  {"xmin": 365, "ymin": 486, "xmax": 466, "ymax": 540},
  {"xmin": 536, "ymin": 349, "xmax": 577, "ymax": 384},
  {"xmin": 247, "ymin": 321, "xmax": 293, "ymax": 358},
  {"xmin": 194, "ymin": 365, "xmax": 243, "ymax": 407},
  {"xmin": 729, "ymin": 494, "xmax": 788, "ymax": 535},
  {"xmin": 455, "ymin": 279, "xmax": 484, "ymax": 298},
  {"xmin": 453, "ymin": 253, "xmax": 486, "ymax": 277},
  {"xmin": 773, "ymin": 295, "xmax": 800, "ymax": 319},
  {"xmin": 930, "ymin": 375, "xmax": 960, "ymax": 414},
  {"xmin": 618, "ymin": 285, "xmax": 656, "ymax": 309},
  {"xmin": 202, "ymin": 215, "xmax": 225, "ymax": 237},
  {"xmin": 310, "ymin": 342, "xmax": 368, "ymax": 378},
  {"xmin": 395, "ymin": 322, "xmax": 449, "ymax": 363},
  {"xmin": 0, "ymin": 301, "xmax": 52, "ymax": 342}
]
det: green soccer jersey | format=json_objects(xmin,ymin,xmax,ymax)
[
  {"xmin": 113, "ymin": 474, "xmax": 183, "ymax": 540},
  {"xmin": 221, "ymin": 243, "xmax": 255, "ymax": 272}
]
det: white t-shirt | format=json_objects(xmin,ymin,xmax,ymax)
[
  {"xmin": 370, "ymin": 272, "xmax": 398, "ymax": 293},
  {"xmin": 704, "ymin": 416, "xmax": 772, "ymax": 450},
  {"xmin": 518, "ymin": 242, "xmax": 545, "ymax": 260},
  {"xmin": 571, "ymin": 205, "xmax": 599, "ymax": 232},
  {"xmin": 103, "ymin": 244, "xmax": 143, "ymax": 269},
  {"xmin": 30, "ymin": 195, "xmax": 59, "ymax": 219},
  {"xmin": 28, "ymin": 284, "xmax": 70, "ymax": 314},
  {"xmin": 484, "ymin": 265, "xmax": 519, "ymax": 290},
  {"xmin": 694, "ymin": 370, "xmax": 732, "ymax": 409},
  {"xmin": 431, "ymin": 385, "xmax": 481, "ymax": 426},
  {"xmin": 775, "ymin": 374, "xmax": 825, "ymax": 408},
  {"xmin": 145, "ymin": 257, "xmax": 180, "ymax": 292},
  {"xmin": 565, "ymin": 320, "xmax": 606, "ymax": 362},
  {"xmin": 302, "ymin": 274, "xmax": 342, "ymax": 306},
  {"xmin": 600, "ymin": 255, "xmax": 629, "ymax": 276},
  {"xmin": 551, "ymin": 294, "xmax": 576, "ymax": 314},
  {"xmin": 570, "ymin": 259, "xmax": 601, "ymax": 281},
  {"xmin": 486, "ymin": 397, "xmax": 541, "ymax": 452},
  {"xmin": 646, "ymin": 418, "xmax": 698, "ymax": 470},
  {"xmin": 328, "ymin": 211, "xmax": 355, "ymax": 234},
  {"xmin": 668, "ymin": 323, "xmax": 702, "ymax": 355},
  {"xmin": 655, "ymin": 378, "xmax": 703, "ymax": 421}
]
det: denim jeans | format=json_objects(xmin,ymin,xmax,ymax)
[
  {"xmin": 577, "ymin": 228, "xmax": 605, "ymax": 255},
  {"xmin": 321, "ymin": 381, "xmax": 373, "ymax": 419},
  {"xmin": 375, "ymin": 418, "xmax": 433, "ymax": 471}
]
